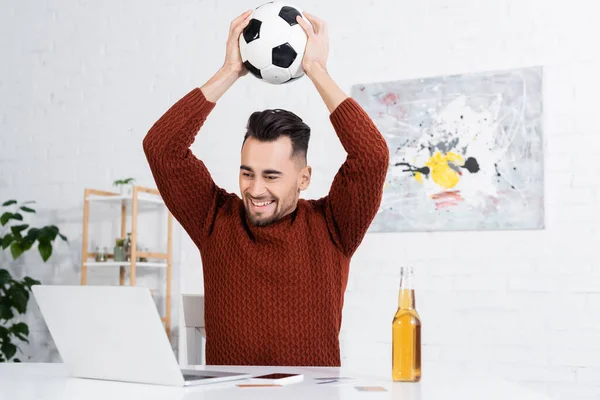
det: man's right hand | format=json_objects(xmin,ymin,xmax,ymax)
[
  {"xmin": 201, "ymin": 9, "xmax": 253, "ymax": 102},
  {"xmin": 223, "ymin": 9, "xmax": 253, "ymax": 77}
]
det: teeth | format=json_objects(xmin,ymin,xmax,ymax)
[{"xmin": 252, "ymin": 200, "xmax": 274, "ymax": 207}]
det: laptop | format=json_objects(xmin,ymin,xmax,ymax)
[{"xmin": 32, "ymin": 285, "xmax": 252, "ymax": 386}]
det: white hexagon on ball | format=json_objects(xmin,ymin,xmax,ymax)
[
  {"xmin": 261, "ymin": 65, "xmax": 292, "ymax": 85},
  {"xmin": 239, "ymin": 1, "xmax": 310, "ymax": 85},
  {"xmin": 240, "ymin": 39, "xmax": 272, "ymax": 70},
  {"xmin": 258, "ymin": 16, "xmax": 292, "ymax": 48}
]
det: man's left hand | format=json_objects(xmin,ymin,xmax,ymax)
[{"xmin": 296, "ymin": 12, "xmax": 329, "ymax": 78}]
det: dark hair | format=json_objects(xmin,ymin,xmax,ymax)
[{"xmin": 243, "ymin": 109, "xmax": 311, "ymax": 162}]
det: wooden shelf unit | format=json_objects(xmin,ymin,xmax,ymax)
[{"xmin": 80, "ymin": 185, "xmax": 173, "ymax": 338}]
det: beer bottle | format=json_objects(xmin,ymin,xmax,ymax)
[{"xmin": 392, "ymin": 266, "xmax": 421, "ymax": 382}]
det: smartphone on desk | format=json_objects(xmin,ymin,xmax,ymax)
[{"xmin": 246, "ymin": 373, "xmax": 304, "ymax": 385}]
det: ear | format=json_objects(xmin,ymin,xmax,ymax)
[{"xmin": 298, "ymin": 165, "xmax": 312, "ymax": 191}]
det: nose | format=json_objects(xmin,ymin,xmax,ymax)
[{"xmin": 248, "ymin": 178, "xmax": 267, "ymax": 198}]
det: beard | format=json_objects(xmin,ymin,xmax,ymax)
[{"xmin": 244, "ymin": 186, "xmax": 298, "ymax": 227}]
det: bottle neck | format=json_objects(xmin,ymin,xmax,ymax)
[{"xmin": 398, "ymin": 267, "xmax": 416, "ymax": 310}]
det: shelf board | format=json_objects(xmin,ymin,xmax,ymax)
[
  {"xmin": 86, "ymin": 194, "xmax": 164, "ymax": 205},
  {"xmin": 85, "ymin": 261, "xmax": 167, "ymax": 268},
  {"xmin": 88, "ymin": 252, "xmax": 168, "ymax": 260}
]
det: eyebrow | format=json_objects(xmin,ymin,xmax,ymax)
[{"xmin": 240, "ymin": 165, "xmax": 283, "ymax": 175}]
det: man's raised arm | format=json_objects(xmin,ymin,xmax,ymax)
[
  {"xmin": 298, "ymin": 13, "xmax": 390, "ymax": 257},
  {"xmin": 143, "ymin": 10, "xmax": 252, "ymax": 241}
]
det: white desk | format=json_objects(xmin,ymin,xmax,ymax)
[{"xmin": 0, "ymin": 362, "xmax": 551, "ymax": 400}]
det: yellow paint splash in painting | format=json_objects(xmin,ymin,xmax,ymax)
[
  {"xmin": 414, "ymin": 151, "xmax": 465, "ymax": 189},
  {"xmin": 414, "ymin": 172, "xmax": 423, "ymax": 183}
]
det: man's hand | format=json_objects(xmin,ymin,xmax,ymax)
[
  {"xmin": 223, "ymin": 9, "xmax": 253, "ymax": 76},
  {"xmin": 296, "ymin": 12, "xmax": 329, "ymax": 77},
  {"xmin": 201, "ymin": 9, "xmax": 252, "ymax": 102},
  {"xmin": 295, "ymin": 12, "xmax": 346, "ymax": 113}
]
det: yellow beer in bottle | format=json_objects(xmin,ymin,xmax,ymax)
[{"xmin": 392, "ymin": 266, "xmax": 421, "ymax": 382}]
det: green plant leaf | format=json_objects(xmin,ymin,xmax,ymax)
[
  {"xmin": 0, "ymin": 212, "xmax": 12, "ymax": 226},
  {"xmin": 39, "ymin": 242, "xmax": 52, "ymax": 262},
  {"xmin": 2, "ymin": 200, "xmax": 17, "ymax": 206},
  {"xmin": 0, "ymin": 269, "xmax": 11, "ymax": 285},
  {"xmin": 8, "ymin": 286, "xmax": 28, "ymax": 314},
  {"xmin": 12, "ymin": 333, "xmax": 28, "ymax": 343},
  {"xmin": 21, "ymin": 237, "xmax": 34, "ymax": 252},
  {"xmin": 11, "ymin": 213, "xmax": 23, "ymax": 222},
  {"xmin": 10, "ymin": 323, "xmax": 29, "ymax": 336},
  {"xmin": 10, "ymin": 242, "xmax": 24, "ymax": 260},
  {"xmin": 1, "ymin": 234, "xmax": 15, "ymax": 249},
  {"xmin": 37, "ymin": 227, "xmax": 53, "ymax": 243},
  {"xmin": 26, "ymin": 227, "xmax": 39, "ymax": 236},
  {"xmin": 0, "ymin": 304, "xmax": 14, "ymax": 321},
  {"xmin": 0, "ymin": 325, "xmax": 8, "ymax": 338},
  {"xmin": 22, "ymin": 277, "xmax": 41, "ymax": 288},
  {"xmin": 25, "ymin": 228, "xmax": 39, "ymax": 244},
  {"xmin": 10, "ymin": 224, "xmax": 28, "ymax": 238},
  {"xmin": 1, "ymin": 342, "xmax": 17, "ymax": 360},
  {"xmin": 10, "ymin": 330, "xmax": 29, "ymax": 343},
  {"xmin": 23, "ymin": 290, "xmax": 30, "ymax": 303},
  {"xmin": 59, "ymin": 233, "xmax": 68, "ymax": 242},
  {"xmin": 13, "ymin": 358, "xmax": 21, "ymax": 362},
  {"xmin": 48, "ymin": 225, "xmax": 59, "ymax": 240},
  {"xmin": 19, "ymin": 206, "xmax": 35, "ymax": 213}
]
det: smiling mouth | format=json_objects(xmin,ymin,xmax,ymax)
[{"xmin": 250, "ymin": 199, "xmax": 275, "ymax": 208}]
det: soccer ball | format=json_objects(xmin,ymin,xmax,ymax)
[{"xmin": 239, "ymin": 2, "xmax": 309, "ymax": 85}]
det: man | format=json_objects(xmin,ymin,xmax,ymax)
[{"xmin": 143, "ymin": 10, "xmax": 389, "ymax": 366}]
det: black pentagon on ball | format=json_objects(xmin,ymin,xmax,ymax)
[
  {"xmin": 272, "ymin": 43, "xmax": 297, "ymax": 68},
  {"xmin": 278, "ymin": 6, "xmax": 301, "ymax": 26},
  {"xmin": 243, "ymin": 61, "xmax": 262, "ymax": 79},
  {"xmin": 243, "ymin": 19, "xmax": 262, "ymax": 43}
]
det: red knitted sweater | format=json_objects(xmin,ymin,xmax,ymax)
[{"xmin": 143, "ymin": 88, "xmax": 389, "ymax": 366}]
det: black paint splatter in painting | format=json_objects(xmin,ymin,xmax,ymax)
[
  {"xmin": 395, "ymin": 162, "xmax": 430, "ymax": 177},
  {"xmin": 461, "ymin": 157, "xmax": 480, "ymax": 173}
]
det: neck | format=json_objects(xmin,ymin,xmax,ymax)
[
  {"xmin": 397, "ymin": 267, "xmax": 415, "ymax": 310},
  {"xmin": 397, "ymin": 289, "xmax": 415, "ymax": 310}
]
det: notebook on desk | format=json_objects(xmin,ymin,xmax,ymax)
[{"xmin": 32, "ymin": 285, "xmax": 251, "ymax": 387}]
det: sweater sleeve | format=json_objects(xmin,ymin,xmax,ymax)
[
  {"xmin": 143, "ymin": 88, "xmax": 228, "ymax": 242},
  {"xmin": 323, "ymin": 98, "xmax": 390, "ymax": 258}
]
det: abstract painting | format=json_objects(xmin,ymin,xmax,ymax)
[{"xmin": 351, "ymin": 66, "xmax": 544, "ymax": 232}]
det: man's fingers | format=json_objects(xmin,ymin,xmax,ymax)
[
  {"xmin": 229, "ymin": 10, "xmax": 252, "ymax": 40},
  {"xmin": 230, "ymin": 10, "xmax": 252, "ymax": 31},
  {"xmin": 302, "ymin": 12, "xmax": 322, "ymax": 33},
  {"xmin": 296, "ymin": 14, "xmax": 314, "ymax": 37},
  {"xmin": 237, "ymin": 9, "xmax": 253, "ymax": 22},
  {"xmin": 235, "ymin": 14, "xmax": 252, "ymax": 34}
]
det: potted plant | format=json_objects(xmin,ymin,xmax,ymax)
[
  {"xmin": 0, "ymin": 200, "xmax": 67, "ymax": 362},
  {"xmin": 113, "ymin": 178, "xmax": 136, "ymax": 196}
]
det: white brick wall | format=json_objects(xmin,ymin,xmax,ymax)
[{"xmin": 2, "ymin": 0, "xmax": 598, "ymax": 398}]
